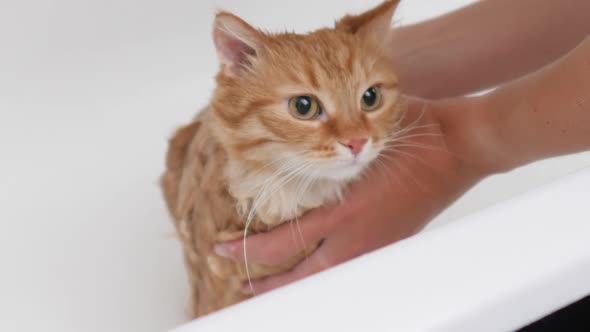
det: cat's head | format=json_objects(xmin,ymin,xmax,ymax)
[{"xmin": 210, "ymin": 1, "xmax": 403, "ymax": 181}]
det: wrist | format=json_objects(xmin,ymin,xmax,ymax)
[
  {"xmin": 431, "ymin": 95, "xmax": 507, "ymax": 178},
  {"xmin": 466, "ymin": 91, "xmax": 536, "ymax": 175}
]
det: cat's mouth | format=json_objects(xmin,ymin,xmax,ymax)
[
  {"xmin": 313, "ymin": 153, "xmax": 376, "ymax": 181},
  {"xmin": 304, "ymin": 141, "xmax": 383, "ymax": 181}
]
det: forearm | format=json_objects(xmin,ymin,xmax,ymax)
[
  {"xmin": 391, "ymin": 0, "xmax": 590, "ymax": 99},
  {"xmin": 482, "ymin": 37, "xmax": 590, "ymax": 172}
]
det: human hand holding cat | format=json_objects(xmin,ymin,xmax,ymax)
[
  {"xmin": 216, "ymin": 35, "xmax": 590, "ymax": 294},
  {"xmin": 214, "ymin": 95, "xmax": 487, "ymax": 294},
  {"xmin": 163, "ymin": 0, "xmax": 589, "ymax": 315}
]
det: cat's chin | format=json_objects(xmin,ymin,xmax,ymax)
[
  {"xmin": 312, "ymin": 148, "xmax": 381, "ymax": 182},
  {"xmin": 312, "ymin": 160, "xmax": 368, "ymax": 182}
]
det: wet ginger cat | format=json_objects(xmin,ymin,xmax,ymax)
[{"xmin": 161, "ymin": 0, "xmax": 405, "ymax": 318}]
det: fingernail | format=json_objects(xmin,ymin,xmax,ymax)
[{"xmin": 214, "ymin": 244, "xmax": 231, "ymax": 258}]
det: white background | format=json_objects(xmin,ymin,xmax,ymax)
[{"xmin": 1, "ymin": 0, "xmax": 589, "ymax": 331}]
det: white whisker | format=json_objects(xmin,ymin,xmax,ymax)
[{"xmin": 242, "ymin": 160, "xmax": 314, "ymax": 293}]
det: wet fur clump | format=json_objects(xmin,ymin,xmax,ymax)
[{"xmin": 162, "ymin": 0, "xmax": 404, "ymax": 318}]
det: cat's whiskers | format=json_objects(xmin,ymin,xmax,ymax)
[
  {"xmin": 287, "ymin": 219, "xmax": 300, "ymax": 261},
  {"xmin": 382, "ymin": 151, "xmax": 428, "ymax": 192},
  {"xmin": 385, "ymin": 124, "xmax": 441, "ymax": 141},
  {"xmin": 250, "ymin": 151, "xmax": 309, "ymax": 177},
  {"xmin": 243, "ymin": 160, "xmax": 315, "ymax": 293},
  {"xmin": 387, "ymin": 142, "xmax": 448, "ymax": 153},
  {"xmin": 263, "ymin": 157, "xmax": 316, "ymax": 266},
  {"xmin": 244, "ymin": 157, "xmax": 310, "ymax": 233},
  {"xmin": 383, "ymin": 122, "xmax": 448, "ymax": 156},
  {"xmin": 247, "ymin": 157, "xmax": 308, "ymax": 201},
  {"xmin": 386, "ymin": 100, "xmax": 433, "ymax": 138},
  {"xmin": 380, "ymin": 145, "xmax": 431, "ymax": 168},
  {"xmin": 291, "ymin": 166, "xmax": 318, "ymax": 260},
  {"xmin": 370, "ymin": 155, "xmax": 397, "ymax": 191},
  {"xmin": 387, "ymin": 131, "xmax": 443, "ymax": 141},
  {"xmin": 243, "ymin": 162, "xmax": 308, "ymax": 291}
]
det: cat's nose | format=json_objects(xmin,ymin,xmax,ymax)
[{"xmin": 339, "ymin": 138, "xmax": 368, "ymax": 156}]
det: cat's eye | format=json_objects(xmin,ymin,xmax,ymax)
[
  {"xmin": 288, "ymin": 96, "xmax": 322, "ymax": 120},
  {"xmin": 361, "ymin": 86, "xmax": 382, "ymax": 112}
]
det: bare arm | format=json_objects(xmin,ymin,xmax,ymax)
[
  {"xmin": 215, "ymin": 32, "xmax": 590, "ymax": 295},
  {"xmin": 478, "ymin": 36, "xmax": 590, "ymax": 172},
  {"xmin": 390, "ymin": 0, "xmax": 590, "ymax": 99}
]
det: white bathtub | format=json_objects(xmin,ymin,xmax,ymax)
[{"xmin": 170, "ymin": 167, "xmax": 590, "ymax": 332}]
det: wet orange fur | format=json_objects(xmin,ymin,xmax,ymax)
[{"xmin": 162, "ymin": 0, "xmax": 403, "ymax": 318}]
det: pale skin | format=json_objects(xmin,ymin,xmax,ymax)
[{"xmin": 215, "ymin": 0, "xmax": 590, "ymax": 294}]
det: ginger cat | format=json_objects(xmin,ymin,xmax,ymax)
[{"xmin": 161, "ymin": 0, "xmax": 404, "ymax": 318}]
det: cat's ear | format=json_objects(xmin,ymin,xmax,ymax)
[
  {"xmin": 335, "ymin": 0, "xmax": 399, "ymax": 36},
  {"xmin": 213, "ymin": 12, "xmax": 265, "ymax": 76}
]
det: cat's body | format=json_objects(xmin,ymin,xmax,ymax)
[
  {"xmin": 162, "ymin": 0, "xmax": 403, "ymax": 318},
  {"xmin": 162, "ymin": 109, "xmax": 304, "ymax": 316}
]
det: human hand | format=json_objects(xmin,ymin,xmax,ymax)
[
  {"xmin": 215, "ymin": 96, "xmax": 492, "ymax": 294},
  {"xmin": 215, "ymin": 34, "xmax": 590, "ymax": 295}
]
